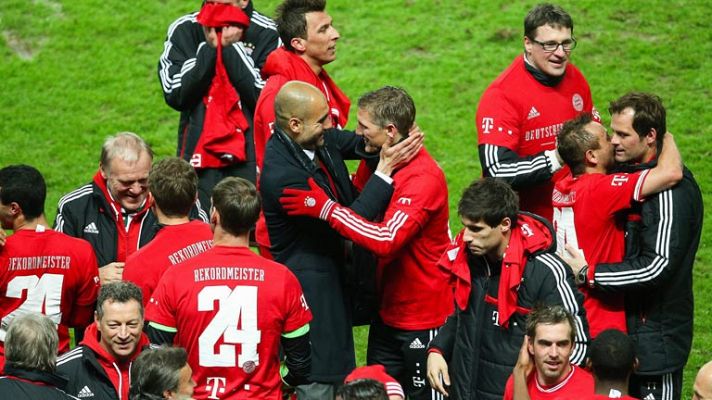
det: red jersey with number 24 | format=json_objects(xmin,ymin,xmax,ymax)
[{"xmin": 146, "ymin": 246, "xmax": 312, "ymax": 400}]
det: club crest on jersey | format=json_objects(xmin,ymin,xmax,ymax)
[
  {"xmin": 572, "ymin": 93, "xmax": 584, "ymax": 112},
  {"xmin": 481, "ymin": 117, "xmax": 494, "ymax": 134},
  {"xmin": 610, "ymin": 175, "xmax": 629, "ymax": 186},
  {"xmin": 243, "ymin": 360, "xmax": 257, "ymax": 374}
]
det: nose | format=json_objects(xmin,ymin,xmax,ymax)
[
  {"xmin": 331, "ymin": 26, "xmax": 340, "ymax": 41},
  {"xmin": 611, "ymin": 135, "xmax": 620, "ymax": 145},
  {"xmin": 118, "ymin": 324, "xmax": 130, "ymax": 338},
  {"xmin": 552, "ymin": 45, "xmax": 566, "ymax": 57},
  {"xmin": 462, "ymin": 228, "xmax": 474, "ymax": 243}
]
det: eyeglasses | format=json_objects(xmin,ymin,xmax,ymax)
[{"xmin": 530, "ymin": 37, "xmax": 577, "ymax": 52}]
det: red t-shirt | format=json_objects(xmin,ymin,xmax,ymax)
[
  {"xmin": 146, "ymin": 246, "xmax": 312, "ymax": 400},
  {"xmin": 552, "ymin": 171, "xmax": 647, "ymax": 336},
  {"xmin": 123, "ymin": 220, "xmax": 213, "ymax": 305},
  {"xmin": 504, "ymin": 365, "xmax": 594, "ymax": 400},
  {"xmin": 0, "ymin": 228, "xmax": 99, "ymax": 366},
  {"xmin": 476, "ymin": 55, "xmax": 595, "ymax": 221},
  {"xmin": 328, "ymin": 149, "xmax": 453, "ymax": 330}
]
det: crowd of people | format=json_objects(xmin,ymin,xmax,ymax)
[{"xmin": 0, "ymin": 0, "xmax": 705, "ymax": 399}]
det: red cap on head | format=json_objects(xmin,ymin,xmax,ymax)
[
  {"xmin": 197, "ymin": 2, "xmax": 250, "ymax": 28},
  {"xmin": 345, "ymin": 365, "xmax": 405, "ymax": 399}
]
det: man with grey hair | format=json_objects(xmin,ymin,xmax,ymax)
[
  {"xmin": 130, "ymin": 346, "xmax": 196, "ymax": 400},
  {"xmin": 0, "ymin": 313, "xmax": 79, "ymax": 399},
  {"xmin": 57, "ymin": 281, "xmax": 150, "ymax": 400},
  {"xmin": 54, "ymin": 132, "xmax": 208, "ymax": 284}
]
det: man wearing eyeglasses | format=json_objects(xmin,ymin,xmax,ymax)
[{"xmin": 476, "ymin": 3, "xmax": 596, "ymax": 223}]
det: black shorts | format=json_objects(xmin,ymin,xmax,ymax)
[{"xmin": 366, "ymin": 319, "xmax": 445, "ymax": 400}]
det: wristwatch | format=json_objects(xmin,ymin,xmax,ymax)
[{"xmin": 575, "ymin": 265, "xmax": 589, "ymax": 286}]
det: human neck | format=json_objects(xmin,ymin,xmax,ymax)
[
  {"xmin": 212, "ymin": 227, "xmax": 250, "ymax": 248},
  {"xmin": 594, "ymin": 379, "xmax": 630, "ymax": 396},
  {"xmin": 154, "ymin": 206, "xmax": 190, "ymax": 226},
  {"xmin": 13, "ymin": 215, "xmax": 50, "ymax": 231},
  {"xmin": 300, "ymin": 53, "xmax": 324, "ymax": 75}
]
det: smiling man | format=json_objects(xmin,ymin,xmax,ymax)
[
  {"xmin": 503, "ymin": 305, "xmax": 594, "ymax": 400},
  {"xmin": 57, "ymin": 282, "xmax": 150, "ymax": 400},
  {"xmin": 476, "ymin": 3, "xmax": 596, "ymax": 222},
  {"xmin": 54, "ymin": 132, "xmax": 208, "ymax": 284},
  {"xmin": 425, "ymin": 178, "xmax": 588, "ymax": 400}
]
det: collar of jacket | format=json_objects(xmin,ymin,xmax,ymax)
[{"xmin": 3, "ymin": 364, "xmax": 69, "ymax": 389}]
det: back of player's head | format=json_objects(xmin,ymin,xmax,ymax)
[
  {"xmin": 211, "ymin": 177, "xmax": 261, "ymax": 236},
  {"xmin": 608, "ymin": 92, "xmax": 666, "ymax": 149},
  {"xmin": 96, "ymin": 281, "xmax": 144, "ymax": 319},
  {"xmin": 100, "ymin": 131, "xmax": 154, "ymax": 172},
  {"xmin": 589, "ymin": 329, "xmax": 636, "ymax": 382},
  {"xmin": 524, "ymin": 3, "xmax": 574, "ymax": 39},
  {"xmin": 558, "ymin": 113, "xmax": 598, "ymax": 175},
  {"xmin": 526, "ymin": 304, "xmax": 575, "ymax": 343},
  {"xmin": 458, "ymin": 178, "xmax": 519, "ymax": 227},
  {"xmin": 274, "ymin": 81, "xmax": 326, "ymax": 133},
  {"xmin": 130, "ymin": 346, "xmax": 188, "ymax": 400},
  {"xmin": 5, "ymin": 312, "xmax": 59, "ymax": 373},
  {"xmin": 0, "ymin": 164, "xmax": 46, "ymax": 220},
  {"xmin": 357, "ymin": 86, "xmax": 416, "ymax": 137},
  {"xmin": 336, "ymin": 379, "xmax": 389, "ymax": 400},
  {"xmin": 149, "ymin": 157, "xmax": 198, "ymax": 218},
  {"xmin": 275, "ymin": 0, "xmax": 326, "ymax": 51}
]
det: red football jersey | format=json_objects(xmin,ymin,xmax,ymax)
[
  {"xmin": 146, "ymin": 246, "xmax": 312, "ymax": 400},
  {"xmin": 552, "ymin": 171, "xmax": 646, "ymax": 336},
  {"xmin": 504, "ymin": 365, "xmax": 594, "ymax": 400},
  {"xmin": 0, "ymin": 228, "xmax": 99, "ymax": 364},
  {"xmin": 476, "ymin": 55, "xmax": 595, "ymax": 221},
  {"xmin": 328, "ymin": 149, "xmax": 453, "ymax": 330},
  {"xmin": 123, "ymin": 220, "xmax": 213, "ymax": 305}
]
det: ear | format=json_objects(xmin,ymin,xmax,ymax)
[
  {"xmin": 290, "ymin": 37, "xmax": 307, "ymax": 53},
  {"xmin": 527, "ymin": 336, "xmax": 534, "ymax": 354},
  {"xmin": 210, "ymin": 206, "xmax": 219, "ymax": 226},
  {"xmin": 163, "ymin": 389, "xmax": 174, "ymax": 400},
  {"xmin": 385, "ymin": 124, "xmax": 398, "ymax": 139},
  {"xmin": 633, "ymin": 357, "xmax": 640, "ymax": 372},
  {"xmin": 287, "ymin": 117, "xmax": 302, "ymax": 135},
  {"xmin": 100, "ymin": 163, "xmax": 109, "ymax": 180},
  {"xmin": 586, "ymin": 358, "xmax": 593, "ymax": 370},
  {"xmin": 523, "ymin": 35, "xmax": 534, "ymax": 55},
  {"xmin": 500, "ymin": 217, "xmax": 512, "ymax": 233},
  {"xmin": 645, "ymin": 128, "xmax": 658, "ymax": 147},
  {"xmin": 94, "ymin": 311, "xmax": 100, "ymax": 325},
  {"xmin": 584, "ymin": 148, "xmax": 597, "ymax": 165}
]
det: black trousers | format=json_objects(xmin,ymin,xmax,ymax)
[
  {"xmin": 629, "ymin": 369, "xmax": 683, "ymax": 400},
  {"xmin": 367, "ymin": 319, "xmax": 445, "ymax": 400}
]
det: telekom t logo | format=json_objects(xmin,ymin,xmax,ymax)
[
  {"xmin": 481, "ymin": 117, "xmax": 494, "ymax": 134},
  {"xmin": 206, "ymin": 377, "xmax": 227, "ymax": 399}
]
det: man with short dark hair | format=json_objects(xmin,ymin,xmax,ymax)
[
  {"xmin": 146, "ymin": 177, "xmax": 313, "ymax": 399},
  {"xmin": 123, "ymin": 157, "xmax": 213, "ymax": 305},
  {"xmin": 57, "ymin": 281, "xmax": 150, "ymax": 400},
  {"xmin": 553, "ymin": 112, "xmax": 682, "ymax": 337},
  {"xmin": 0, "ymin": 313, "xmax": 79, "ymax": 399},
  {"xmin": 280, "ymin": 86, "xmax": 451, "ymax": 399},
  {"xmin": 503, "ymin": 305, "xmax": 593, "ymax": 400},
  {"xmin": 583, "ymin": 329, "xmax": 638, "ymax": 400},
  {"xmin": 159, "ymin": 0, "xmax": 278, "ymax": 212},
  {"xmin": 54, "ymin": 132, "xmax": 208, "ymax": 284},
  {"xmin": 565, "ymin": 92, "xmax": 703, "ymax": 400},
  {"xmin": 130, "ymin": 346, "xmax": 196, "ymax": 400},
  {"xmin": 425, "ymin": 178, "xmax": 588, "ymax": 400},
  {"xmin": 476, "ymin": 3, "xmax": 596, "ymax": 222},
  {"xmin": 0, "ymin": 165, "xmax": 99, "ymax": 369}
]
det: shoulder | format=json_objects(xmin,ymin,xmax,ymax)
[
  {"xmin": 56, "ymin": 347, "xmax": 88, "ymax": 371},
  {"xmin": 57, "ymin": 184, "xmax": 94, "ymax": 212},
  {"xmin": 250, "ymin": 10, "xmax": 278, "ymax": 31},
  {"xmin": 165, "ymin": 12, "xmax": 199, "ymax": 37},
  {"xmin": 527, "ymin": 252, "xmax": 569, "ymax": 281}
]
